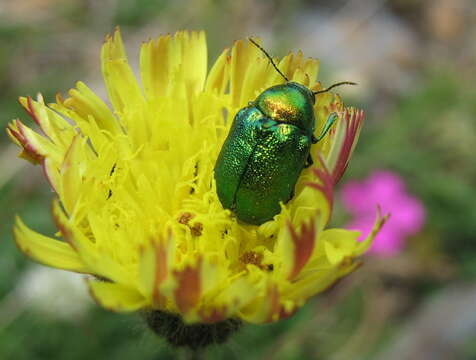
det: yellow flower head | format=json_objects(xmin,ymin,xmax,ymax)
[{"xmin": 7, "ymin": 29, "xmax": 386, "ymax": 326}]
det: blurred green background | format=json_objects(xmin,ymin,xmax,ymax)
[{"xmin": 1, "ymin": 0, "xmax": 475, "ymax": 359}]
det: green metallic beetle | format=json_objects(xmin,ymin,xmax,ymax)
[{"xmin": 214, "ymin": 39, "xmax": 355, "ymax": 225}]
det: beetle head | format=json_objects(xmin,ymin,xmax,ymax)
[
  {"xmin": 247, "ymin": 38, "xmax": 356, "ymax": 134},
  {"xmin": 254, "ymin": 82, "xmax": 316, "ymax": 134}
]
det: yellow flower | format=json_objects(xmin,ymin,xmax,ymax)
[{"xmin": 7, "ymin": 29, "xmax": 386, "ymax": 326}]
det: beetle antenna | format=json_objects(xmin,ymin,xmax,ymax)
[
  {"xmin": 249, "ymin": 38, "xmax": 289, "ymax": 82},
  {"xmin": 313, "ymin": 81, "xmax": 357, "ymax": 95}
]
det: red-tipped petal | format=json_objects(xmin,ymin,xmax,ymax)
[
  {"xmin": 287, "ymin": 219, "xmax": 317, "ymax": 280},
  {"xmin": 331, "ymin": 108, "xmax": 364, "ymax": 185},
  {"xmin": 152, "ymin": 240, "xmax": 169, "ymax": 307},
  {"xmin": 305, "ymin": 156, "xmax": 334, "ymax": 220},
  {"xmin": 7, "ymin": 120, "xmax": 45, "ymax": 164},
  {"xmin": 199, "ymin": 306, "xmax": 228, "ymax": 324},
  {"xmin": 265, "ymin": 284, "xmax": 281, "ymax": 323},
  {"xmin": 25, "ymin": 96, "xmax": 42, "ymax": 127},
  {"xmin": 174, "ymin": 258, "xmax": 202, "ymax": 313}
]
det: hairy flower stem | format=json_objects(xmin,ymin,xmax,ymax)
[
  {"xmin": 144, "ymin": 310, "xmax": 242, "ymax": 350},
  {"xmin": 189, "ymin": 349, "xmax": 203, "ymax": 360}
]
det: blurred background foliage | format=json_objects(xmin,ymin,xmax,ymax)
[{"xmin": 0, "ymin": 0, "xmax": 475, "ymax": 359}]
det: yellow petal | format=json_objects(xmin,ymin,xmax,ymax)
[
  {"xmin": 302, "ymin": 57, "xmax": 320, "ymax": 86},
  {"xmin": 137, "ymin": 243, "xmax": 156, "ymax": 299},
  {"xmin": 13, "ymin": 216, "xmax": 88, "ymax": 273},
  {"xmin": 239, "ymin": 282, "xmax": 282, "ymax": 324},
  {"xmin": 101, "ymin": 28, "xmax": 144, "ymax": 115},
  {"xmin": 140, "ymin": 34, "xmax": 172, "ymax": 99},
  {"xmin": 19, "ymin": 95, "xmax": 76, "ymax": 151},
  {"xmin": 59, "ymin": 135, "xmax": 84, "ymax": 213},
  {"xmin": 230, "ymin": 39, "xmax": 263, "ymax": 107},
  {"xmin": 356, "ymin": 207, "xmax": 390, "ymax": 255},
  {"xmin": 62, "ymin": 81, "xmax": 121, "ymax": 134},
  {"xmin": 286, "ymin": 266, "xmax": 342, "ymax": 301},
  {"xmin": 205, "ymin": 48, "xmax": 230, "ymax": 94},
  {"xmin": 322, "ymin": 229, "xmax": 360, "ymax": 265},
  {"xmin": 178, "ymin": 30, "xmax": 207, "ymax": 95},
  {"xmin": 52, "ymin": 199, "xmax": 132, "ymax": 285},
  {"xmin": 88, "ymin": 280, "xmax": 146, "ymax": 312},
  {"xmin": 200, "ymin": 276, "xmax": 256, "ymax": 323}
]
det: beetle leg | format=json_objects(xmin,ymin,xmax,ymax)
[
  {"xmin": 261, "ymin": 118, "xmax": 276, "ymax": 129},
  {"xmin": 305, "ymin": 153, "xmax": 314, "ymax": 168},
  {"xmin": 314, "ymin": 113, "xmax": 339, "ymax": 142}
]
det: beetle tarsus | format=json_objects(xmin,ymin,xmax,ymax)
[
  {"xmin": 315, "ymin": 113, "xmax": 338, "ymax": 142},
  {"xmin": 305, "ymin": 154, "xmax": 314, "ymax": 168}
]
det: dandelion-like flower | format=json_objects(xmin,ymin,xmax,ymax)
[{"xmin": 7, "ymin": 29, "xmax": 386, "ymax": 348}]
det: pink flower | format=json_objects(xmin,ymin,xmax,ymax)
[{"xmin": 341, "ymin": 171, "xmax": 425, "ymax": 256}]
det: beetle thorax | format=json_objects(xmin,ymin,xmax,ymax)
[{"xmin": 254, "ymin": 82, "xmax": 316, "ymax": 133}]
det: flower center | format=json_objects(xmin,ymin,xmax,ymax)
[
  {"xmin": 240, "ymin": 251, "xmax": 273, "ymax": 271},
  {"xmin": 178, "ymin": 212, "xmax": 203, "ymax": 237}
]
